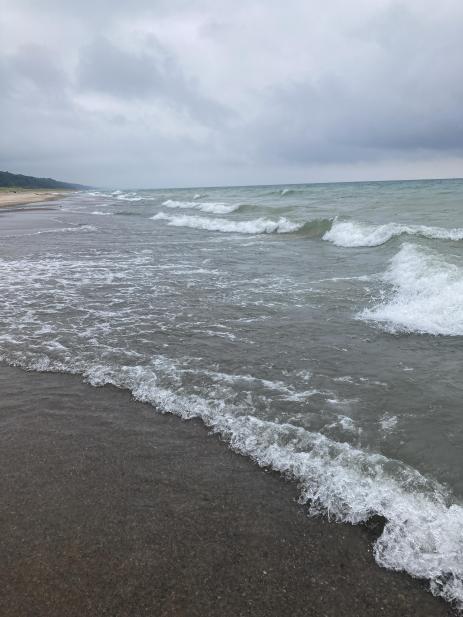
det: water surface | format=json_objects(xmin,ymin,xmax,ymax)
[{"xmin": 1, "ymin": 178, "xmax": 463, "ymax": 605}]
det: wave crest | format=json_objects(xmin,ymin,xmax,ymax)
[
  {"xmin": 152, "ymin": 212, "xmax": 302, "ymax": 234},
  {"xmin": 324, "ymin": 220, "xmax": 463, "ymax": 247},
  {"xmin": 162, "ymin": 199, "xmax": 240, "ymax": 214},
  {"xmin": 360, "ymin": 243, "xmax": 463, "ymax": 335}
]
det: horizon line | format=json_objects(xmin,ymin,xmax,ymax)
[{"xmin": 96, "ymin": 175, "xmax": 463, "ymax": 192}]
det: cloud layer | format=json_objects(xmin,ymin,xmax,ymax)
[{"xmin": 1, "ymin": 0, "xmax": 462, "ymax": 187}]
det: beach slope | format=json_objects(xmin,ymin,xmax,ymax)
[{"xmin": 0, "ymin": 364, "xmax": 454, "ymax": 617}]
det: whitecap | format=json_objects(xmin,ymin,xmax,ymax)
[
  {"xmin": 360, "ymin": 243, "xmax": 463, "ymax": 335},
  {"xmin": 323, "ymin": 219, "xmax": 463, "ymax": 247},
  {"xmin": 116, "ymin": 194, "xmax": 143, "ymax": 202},
  {"xmin": 162, "ymin": 199, "xmax": 239, "ymax": 214},
  {"xmin": 152, "ymin": 212, "xmax": 302, "ymax": 234}
]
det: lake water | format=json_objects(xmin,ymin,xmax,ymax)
[{"xmin": 1, "ymin": 178, "xmax": 463, "ymax": 606}]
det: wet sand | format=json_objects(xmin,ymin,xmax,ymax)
[
  {"xmin": 0, "ymin": 364, "xmax": 454, "ymax": 617},
  {"xmin": 0, "ymin": 188, "xmax": 72, "ymax": 208}
]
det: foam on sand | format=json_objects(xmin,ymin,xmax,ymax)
[{"xmin": 1, "ymin": 344, "xmax": 463, "ymax": 607}]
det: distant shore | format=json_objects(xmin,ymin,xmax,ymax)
[
  {"xmin": 0, "ymin": 362, "xmax": 454, "ymax": 617},
  {"xmin": 0, "ymin": 188, "xmax": 73, "ymax": 208}
]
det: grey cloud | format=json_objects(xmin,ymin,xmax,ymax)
[
  {"xmin": 11, "ymin": 44, "xmax": 67, "ymax": 90},
  {"xmin": 78, "ymin": 38, "xmax": 171, "ymax": 100},
  {"xmin": 77, "ymin": 36, "xmax": 229, "ymax": 125},
  {"xmin": 239, "ymin": 6, "xmax": 463, "ymax": 168},
  {"xmin": 0, "ymin": 44, "xmax": 69, "ymax": 102},
  {"xmin": 1, "ymin": 0, "xmax": 463, "ymax": 186}
]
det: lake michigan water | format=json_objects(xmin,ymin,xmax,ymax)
[{"xmin": 1, "ymin": 178, "xmax": 463, "ymax": 606}]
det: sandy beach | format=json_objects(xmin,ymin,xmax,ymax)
[
  {"xmin": 0, "ymin": 363, "xmax": 454, "ymax": 617},
  {"xmin": 0, "ymin": 188, "xmax": 73, "ymax": 208}
]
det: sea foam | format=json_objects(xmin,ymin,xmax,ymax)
[
  {"xmin": 323, "ymin": 219, "xmax": 463, "ymax": 247},
  {"xmin": 360, "ymin": 243, "xmax": 463, "ymax": 335}
]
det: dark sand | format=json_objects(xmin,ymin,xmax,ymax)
[{"xmin": 0, "ymin": 364, "xmax": 454, "ymax": 617}]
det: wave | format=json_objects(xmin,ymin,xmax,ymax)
[
  {"xmin": 1, "ymin": 345, "xmax": 463, "ymax": 606},
  {"xmin": 91, "ymin": 211, "xmax": 113, "ymax": 216},
  {"xmin": 109, "ymin": 190, "xmax": 157, "ymax": 202},
  {"xmin": 162, "ymin": 199, "xmax": 240, "ymax": 214},
  {"xmin": 87, "ymin": 191, "xmax": 113, "ymax": 198},
  {"xmin": 227, "ymin": 203, "xmax": 290, "ymax": 216},
  {"xmin": 116, "ymin": 194, "xmax": 143, "ymax": 202},
  {"xmin": 263, "ymin": 187, "xmax": 300, "ymax": 197},
  {"xmin": 323, "ymin": 219, "xmax": 463, "ymax": 247},
  {"xmin": 152, "ymin": 212, "xmax": 303, "ymax": 234},
  {"xmin": 87, "ymin": 190, "xmax": 146, "ymax": 202},
  {"xmin": 2, "ymin": 225, "xmax": 97, "ymax": 239},
  {"xmin": 298, "ymin": 218, "xmax": 333, "ymax": 237},
  {"xmin": 114, "ymin": 210, "xmax": 145, "ymax": 217},
  {"xmin": 360, "ymin": 243, "xmax": 463, "ymax": 335},
  {"xmin": 37, "ymin": 225, "xmax": 98, "ymax": 235}
]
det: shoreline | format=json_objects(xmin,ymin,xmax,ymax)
[
  {"xmin": 0, "ymin": 188, "xmax": 74, "ymax": 208},
  {"xmin": 0, "ymin": 363, "xmax": 454, "ymax": 617}
]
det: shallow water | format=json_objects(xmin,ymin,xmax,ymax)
[{"xmin": 1, "ymin": 178, "xmax": 463, "ymax": 605}]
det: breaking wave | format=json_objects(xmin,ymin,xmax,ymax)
[
  {"xmin": 113, "ymin": 191, "xmax": 142, "ymax": 202},
  {"xmin": 152, "ymin": 212, "xmax": 303, "ymax": 234},
  {"xmin": 360, "ymin": 243, "xmax": 463, "ymax": 335},
  {"xmin": 324, "ymin": 219, "xmax": 463, "ymax": 247},
  {"xmin": 162, "ymin": 199, "xmax": 240, "ymax": 214},
  {"xmin": 155, "ymin": 213, "xmax": 463, "ymax": 244},
  {"xmin": 151, "ymin": 212, "xmax": 333, "ymax": 236}
]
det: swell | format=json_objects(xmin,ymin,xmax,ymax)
[{"xmin": 297, "ymin": 217, "xmax": 333, "ymax": 237}]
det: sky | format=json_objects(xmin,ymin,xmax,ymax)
[{"xmin": 0, "ymin": 0, "xmax": 462, "ymax": 188}]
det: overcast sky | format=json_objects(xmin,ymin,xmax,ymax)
[{"xmin": 1, "ymin": 0, "xmax": 462, "ymax": 187}]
